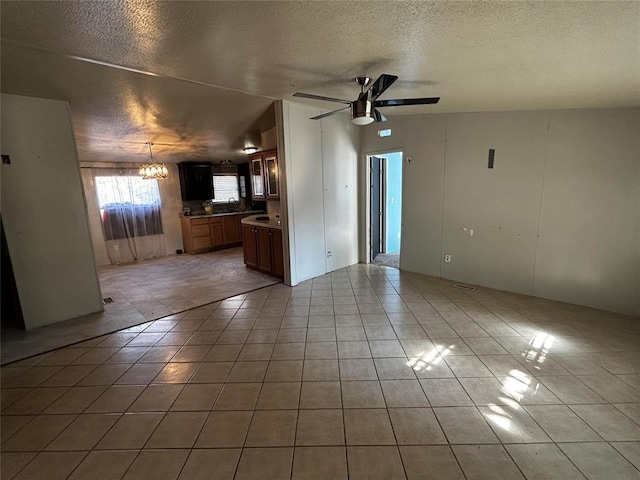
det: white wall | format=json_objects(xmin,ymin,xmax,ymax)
[
  {"xmin": 362, "ymin": 108, "xmax": 640, "ymax": 317},
  {"xmin": 80, "ymin": 163, "xmax": 183, "ymax": 267},
  {"xmin": 1, "ymin": 94, "xmax": 103, "ymax": 329},
  {"xmin": 321, "ymin": 114, "xmax": 359, "ymax": 272},
  {"xmin": 280, "ymin": 101, "xmax": 359, "ymax": 285},
  {"xmin": 534, "ymin": 109, "xmax": 639, "ymax": 314}
]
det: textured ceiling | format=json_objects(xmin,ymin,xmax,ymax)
[{"xmin": 1, "ymin": 1, "xmax": 638, "ymax": 163}]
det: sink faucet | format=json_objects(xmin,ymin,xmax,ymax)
[{"xmin": 227, "ymin": 197, "xmax": 238, "ymax": 213}]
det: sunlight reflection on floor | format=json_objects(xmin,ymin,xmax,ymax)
[{"xmin": 407, "ymin": 346, "xmax": 451, "ymax": 372}]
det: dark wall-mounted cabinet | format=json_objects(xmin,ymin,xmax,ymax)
[{"xmin": 178, "ymin": 163, "xmax": 214, "ymax": 201}]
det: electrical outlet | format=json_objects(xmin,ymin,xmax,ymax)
[
  {"xmin": 444, "ymin": 254, "xmax": 451, "ymax": 263},
  {"xmin": 327, "ymin": 251, "xmax": 332, "ymax": 258}
]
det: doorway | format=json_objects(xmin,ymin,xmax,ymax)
[{"xmin": 369, "ymin": 151, "xmax": 403, "ymax": 268}]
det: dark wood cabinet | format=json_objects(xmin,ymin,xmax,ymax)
[
  {"xmin": 178, "ymin": 163, "xmax": 213, "ymax": 201},
  {"xmin": 264, "ymin": 153, "xmax": 279, "ymax": 199},
  {"xmin": 250, "ymin": 150, "xmax": 279, "ymax": 201},
  {"xmin": 242, "ymin": 224, "xmax": 258, "ymax": 268},
  {"xmin": 251, "ymin": 157, "xmax": 265, "ymax": 200},
  {"xmin": 242, "ymin": 223, "xmax": 284, "ymax": 278},
  {"xmin": 222, "ymin": 215, "xmax": 240, "ymax": 244},
  {"xmin": 256, "ymin": 226, "xmax": 272, "ymax": 273},
  {"xmin": 270, "ymin": 228, "xmax": 284, "ymax": 277}
]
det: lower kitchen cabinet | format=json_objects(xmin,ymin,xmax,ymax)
[
  {"xmin": 181, "ymin": 217, "xmax": 211, "ymax": 253},
  {"xmin": 270, "ymin": 229, "xmax": 284, "ymax": 277},
  {"xmin": 209, "ymin": 218, "xmax": 224, "ymax": 247},
  {"xmin": 241, "ymin": 224, "xmax": 258, "ymax": 269},
  {"xmin": 256, "ymin": 227, "xmax": 272, "ymax": 273},
  {"xmin": 181, "ymin": 214, "xmax": 244, "ymax": 254},
  {"xmin": 242, "ymin": 224, "xmax": 284, "ymax": 278},
  {"xmin": 222, "ymin": 215, "xmax": 240, "ymax": 244}
]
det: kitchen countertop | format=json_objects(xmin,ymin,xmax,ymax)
[
  {"xmin": 180, "ymin": 210, "xmax": 265, "ymax": 219},
  {"xmin": 241, "ymin": 214, "xmax": 283, "ymax": 230}
]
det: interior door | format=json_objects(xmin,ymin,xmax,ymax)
[{"xmin": 370, "ymin": 156, "xmax": 385, "ymax": 260}]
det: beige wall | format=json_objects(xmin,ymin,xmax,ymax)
[
  {"xmin": 80, "ymin": 163, "xmax": 183, "ymax": 267},
  {"xmin": 362, "ymin": 108, "xmax": 640, "ymax": 316},
  {"xmin": 1, "ymin": 94, "xmax": 103, "ymax": 329}
]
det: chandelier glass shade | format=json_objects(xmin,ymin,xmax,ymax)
[{"xmin": 139, "ymin": 142, "xmax": 168, "ymax": 179}]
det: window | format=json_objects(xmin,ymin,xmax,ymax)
[
  {"xmin": 95, "ymin": 176, "xmax": 160, "ymax": 208},
  {"xmin": 94, "ymin": 176, "xmax": 163, "ymax": 240},
  {"xmin": 212, "ymin": 174, "xmax": 240, "ymax": 203}
]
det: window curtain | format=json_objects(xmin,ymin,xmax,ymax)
[{"xmin": 92, "ymin": 168, "xmax": 166, "ymax": 265}]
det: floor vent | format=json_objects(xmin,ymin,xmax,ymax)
[
  {"xmin": 102, "ymin": 297, "xmax": 114, "ymax": 304},
  {"xmin": 453, "ymin": 284, "xmax": 476, "ymax": 292}
]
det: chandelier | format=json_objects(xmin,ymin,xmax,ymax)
[{"xmin": 139, "ymin": 142, "xmax": 168, "ymax": 179}]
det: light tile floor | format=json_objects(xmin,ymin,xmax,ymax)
[
  {"xmin": 1, "ymin": 264, "xmax": 639, "ymax": 479},
  {"xmin": 1, "ymin": 248, "xmax": 279, "ymax": 364}
]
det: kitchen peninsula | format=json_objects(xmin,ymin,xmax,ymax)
[{"xmin": 241, "ymin": 215, "xmax": 284, "ymax": 278}]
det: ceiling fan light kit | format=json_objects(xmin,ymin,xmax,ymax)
[
  {"xmin": 351, "ymin": 100, "xmax": 375, "ymax": 125},
  {"xmin": 293, "ymin": 74, "xmax": 440, "ymax": 125}
]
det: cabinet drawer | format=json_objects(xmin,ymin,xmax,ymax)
[
  {"xmin": 192, "ymin": 224, "xmax": 210, "ymax": 237},
  {"xmin": 209, "ymin": 217, "xmax": 222, "ymax": 224},
  {"xmin": 193, "ymin": 235, "xmax": 212, "ymax": 250},
  {"xmin": 190, "ymin": 218, "xmax": 209, "ymax": 226}
]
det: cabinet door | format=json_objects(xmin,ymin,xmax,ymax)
[
  {"xmin": 221, "ymin": 216, "xmax": 240, "ymax": 244},
  {"xmin": 251, "ymin": 157, "xmax": 265, "ymax": 200},
  {"xmin": 242, "ymin": 224, "xmax": 258, "ymax": 268},
  {"xmin": 210, "ymin": 222, "xmax": 224, "ymax": 247},
  {"xmin": 270, "ymin": 229, "xmax": 284, "ymax": 278},
  {"xmin": 178, "ymin": 163, "xmax": 213, "ymax": 201},
  {"xmin": 238, "ymin": 215, "xmax": 253, "ymax": 244},
  {"xmin": 264, "ymin": 154, "xmax": 279, "ymax": 199},
  {"xmin": 256, "ymin": 226, "xmax": 272, "ymax": 273}
]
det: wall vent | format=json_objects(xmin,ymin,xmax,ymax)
[{"xmin": 453, "ymin": 284, "xmax": 477, "ymax": 292}]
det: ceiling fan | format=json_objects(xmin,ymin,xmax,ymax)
[{"xmin": 293, "ymin": 74, "xmax": 440, "ymax": 125}]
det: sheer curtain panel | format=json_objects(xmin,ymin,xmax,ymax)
[{"xmin": 92, "ymin": 168, "xmax": 166, "ymax": 264}]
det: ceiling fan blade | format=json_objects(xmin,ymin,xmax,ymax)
[
  {"xmin": 375, "ymin": 97, "xmax": 440, "ymax": 107},
  {"xmin": 309, "ymin": 106, "xmax": 350, "ymax": 120},
  {"xmin": 293, "ymin": 92, "xmax": 351, "ymax": 104},
  {"xmin": 368, "ymin": 74, "xmax": 398, "ymax": 100},
  {"xmin": 373, "ymin": 109, "xmax": 387, "ymax": 122}
]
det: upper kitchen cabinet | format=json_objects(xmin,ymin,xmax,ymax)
[
  {"xmin": 178, "ymin": 163, "xmax": 213, "ymax": 201},
  {"xmin": 250, "ymin": 149, "xmax": 279, "ymax": 201},
  {"xmin": 264, "ymin": 152, "xmax": 279, "ymax": 199},
  {"xmin": 250, "ymin": 155, "xmax": 265, "ymax": 200}
]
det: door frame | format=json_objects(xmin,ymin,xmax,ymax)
[
  {"xmin": 363, "ymin": 149, "xmax": 404, "ymax": 265},
  {"xmin": 370, "ymin": 156, "xmax": 386, "ymax": 261}
]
